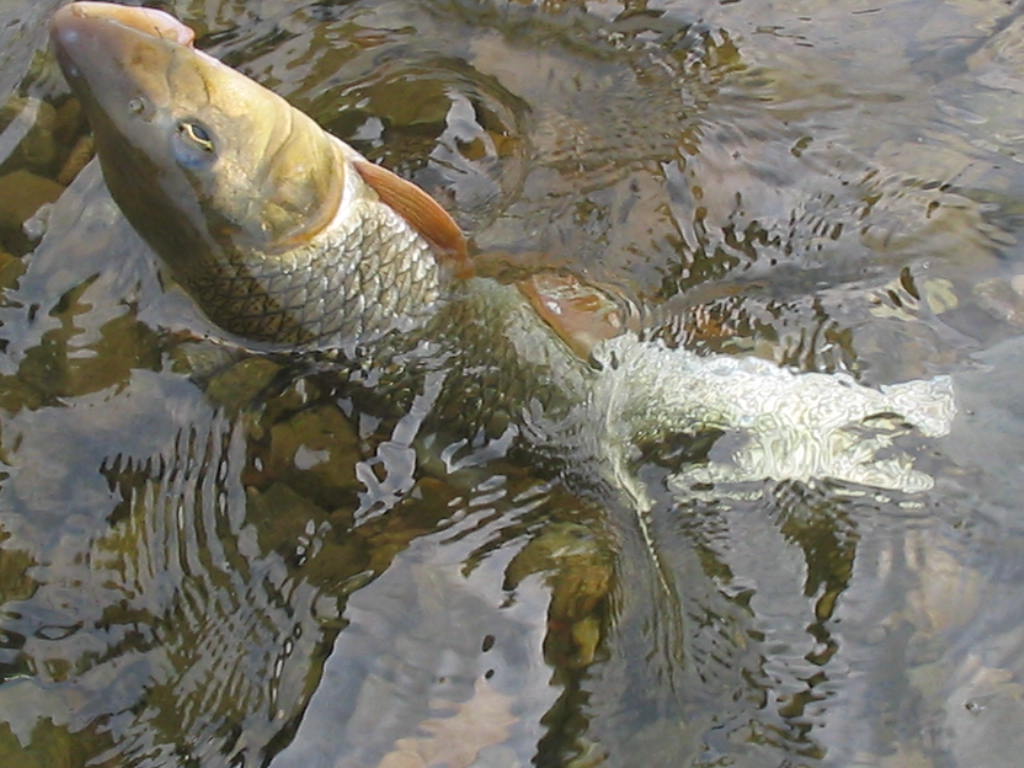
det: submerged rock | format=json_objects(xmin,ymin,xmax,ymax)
[
  {"xmin": 0, "ymin": 96, "xmax": 58, "ymax": 176},
  {"xmin": 0, "ymin": 169, "xmax": 63, "ymax": 251}
]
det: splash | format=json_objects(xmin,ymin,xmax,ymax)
[{"xmin": 590, "ymin": 334, "xmax": 955, "ymax": 496}]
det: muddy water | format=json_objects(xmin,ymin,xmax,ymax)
[{"xmin": 2, "ymin": 1, "xmax": 1024, "ymax": 766}]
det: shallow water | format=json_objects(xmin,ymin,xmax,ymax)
[{"xmin": 2, "ymin": 0, "xmax": 1024, "ymax": 766}]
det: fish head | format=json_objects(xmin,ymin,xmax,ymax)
[{"xmin": 50, "ymin": 2, "xmax": 345, "ymax": 284}]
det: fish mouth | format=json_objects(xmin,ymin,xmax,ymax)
[
  {"xmin": 51, "ymin": 2, "xmax": 202, "ymax": 126},
  {"xmin": 51, "ymin": 2, "xmax": 194, "ymax": 68},
  {"xmin": 50, "ymin": 2, "xmax": 197, "ymax": 122}
]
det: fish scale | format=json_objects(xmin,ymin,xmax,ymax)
[{"xmin": 183, "ymin": 195, "xmax": 443, "ymax": 347}]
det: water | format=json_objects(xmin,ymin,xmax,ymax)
[{"xmin": 2, "ymin": 0, "xmax": 1024, "ymax": 765}]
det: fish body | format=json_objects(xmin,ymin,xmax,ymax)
[{"xmin": 50, "ymin": 2, "xmax": 955, "ymax": 493}]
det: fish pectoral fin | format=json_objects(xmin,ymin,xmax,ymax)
[
  {"xmin": 353, "ymin": 159, "xmax": 471, "ymax": 277},
  {"xmin": 517, "ymin": 272, "xmax": 627, "ymax": 360}
]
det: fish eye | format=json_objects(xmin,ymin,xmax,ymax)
[
  {"xmin": 172, "ymin": 119, "xmax": 217, "ymax": 168},
  {"xmin": 177, "ymin": 121, "xmax": 215, "ymax": 153}
]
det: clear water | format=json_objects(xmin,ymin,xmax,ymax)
[{"xmin": 2, "ymin": 1, "xmax": 1024, "ymax": 766}]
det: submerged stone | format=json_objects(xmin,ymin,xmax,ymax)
[
  {"xmin": 0, "ymin": 96, "xmax": 58, "ymax": 176},
  {"xmin": 0, "ymin": 169, "xmax": 63, "ymax": 251}
]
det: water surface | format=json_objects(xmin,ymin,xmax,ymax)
[{"xmin": 2, "ymin": 1, "xmax": 1024, "ymax": 766}]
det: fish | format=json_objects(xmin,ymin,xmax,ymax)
[{"xmin": 49, "ymin": 1, "xmax": 955, "ymax": 497}]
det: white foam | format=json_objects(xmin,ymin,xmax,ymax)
[{"xmin": 588, "ymin": 335, "xmax": 956, "ymax": 494}]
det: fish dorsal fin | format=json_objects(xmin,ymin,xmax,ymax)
[
  {"xmin": 354, "ymin": 160, "xmax": 472, "ymax": 277},
  {"xmin": 517, "ymin": 272, "xmax": 626, "ymax": 360}
]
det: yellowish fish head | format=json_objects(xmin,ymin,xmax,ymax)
[{"xmin": 50, "ymin": 2, "xmax": 345, "ymax": 282}]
